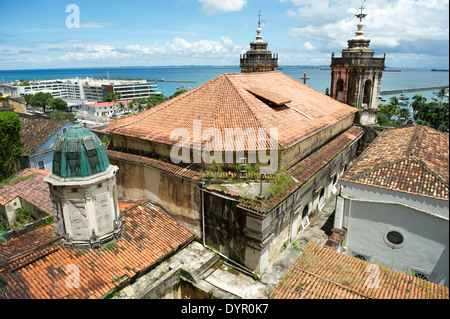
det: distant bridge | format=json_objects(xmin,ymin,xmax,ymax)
[{"xmin": 380, "ymin": 86, "xmax": 449, "ymax": 95}]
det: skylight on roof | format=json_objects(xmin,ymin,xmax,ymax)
[{"xmin": 246, "ymin": 87, "xmax": 292, "ymax": 106}]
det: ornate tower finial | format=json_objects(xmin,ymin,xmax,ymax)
[
  {"xmin": 355, "ymin": 0, "xmax": 367, "ymax": 22},
  {"xmin": 239, "ymin": 11, "xmax": 278, "ymax": 73}
]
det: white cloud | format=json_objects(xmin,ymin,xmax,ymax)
[
  {"xmin": 198, "ymin": 0, "xmax": 247, "ymax": 15},
  {"xmin": 284, "ymin": 0, "xmax": 449, "ymax": 65},
  {"xmin": 303, "ymin": 42, "xmax": 316, "ymax": 51},
  {"xmin": 80, "ymin": 22, "xmax": 113, "ymax": 29},
  {"xmin": 0, "ymin": 36, "xmax": 245, "ymax": 67}
]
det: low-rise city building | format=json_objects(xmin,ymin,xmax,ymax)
[
  {"xmin": 335, "ymin": 125, "xmax": 449, "ymax": 286},
  {"xmin": 19, "ymin": 113, "xmax": 74, "ymax": 171}
]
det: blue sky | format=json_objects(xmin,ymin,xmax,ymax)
[{"xmin": 0, "ymin": 0, "xmax": 448, "ymax": 70}]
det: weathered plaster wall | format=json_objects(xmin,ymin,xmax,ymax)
[
  {"xmin": 338, "ymin": 182, "xmax": 449, "ymax": 286},
  {"xmin": 110, "ymin": 158, "xmax": 202, "ymax": 237},
  {"xmin": 204, "ymin": 136, "xmax": 361, "ymax": 274},
  {"xmin": 280, "ymin": 115, "xmax": 356, "ymax": 170},
  {"xmin": 203, "ymin": 192, "xmax": 246, "ymax": 264},
  {"xmin": 344, "ymin": 199, "xmax": 448, "ymax": 286}
]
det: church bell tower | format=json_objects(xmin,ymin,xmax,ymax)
[
  {"xmin": 330, "ymin": 4, "xmax": 385, "ymax": 125},
  {"xmin": 240, "ymin": 11, "xmax": 278, "ymax": 73}
]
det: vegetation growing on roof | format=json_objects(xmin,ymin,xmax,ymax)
[
  {"xmin": 267, "ymin": 167, "xmax": 293, "ymax": 198},
  {"xmin": 0, "ymin": 173, "xmax": 36, "ymax": 187}
]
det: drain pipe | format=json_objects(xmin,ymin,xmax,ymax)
[{"xmin": 201, "ymin": 186, "xmax": 259, "ymax": 279}]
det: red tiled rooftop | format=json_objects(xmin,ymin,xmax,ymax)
[
  {"xmin": 20, "ymin": 117, "xmax": 70, "ymax": 155},
  {"xmin": 88, "ymin": 99, "xmax": 133, "ymax": 108},
  {"xmin": 104, "ymin": 72, "xmax": 357, "ymax": 152},
  {"xmin": 0, "ymin": 200, "xmax": 194, "ymax": 299},
  {"xmin": 340, "ymin": 125, "xmax": 449, "ymax": 199},
  {"xmin": 0, "ymin": 168, "xmax": 52, "ymax": 215},
  {"xmin": 269, "ymin": 242, "xmax": 449, "ymax": 299}
]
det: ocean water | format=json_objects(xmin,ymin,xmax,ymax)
[{"xmin": 0, "ymin": 66, "xmax": 448, "ymax": 103}]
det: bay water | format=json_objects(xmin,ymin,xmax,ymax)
[{"xmin": 1, "ymin": 66, "xmax": 448, "ymax": 105}]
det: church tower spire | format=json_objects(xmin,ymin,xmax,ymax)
[
  {"xmin": 240, "ymin": 11, "xmax": 278, "ymax": 73},
  {"xmin": 329, "ymin": 1, "xmax": 385, "ymax": 125}
]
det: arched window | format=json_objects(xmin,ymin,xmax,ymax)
[
  {"xmin": 363, "ymin": 79, "xmax": 372, "ymax": 106},
  {"xmin": 319, "ymin": 188, "xmax": 325, "ymax": 210},
  {"xmin": 302, "ymin": 205, "xmax": 309, "ymax": 219},
  {"xmin": 337, "ymin": 79, "xmax": 344, "ymax": 92},
  {"xmin": 336, "ymin": 79, "xmax": 345, "ymax": 102}
]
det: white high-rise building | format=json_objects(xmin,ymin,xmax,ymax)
[{"xmin": 1, "ymin": 77, "xmax": 160, "ymax": 102}]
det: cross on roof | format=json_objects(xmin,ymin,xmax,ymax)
[
  {"xmin": 355, "ymin": 0, "xmax": 367, "ymax": 22},
  {"xmin": 258, "ymin": 11, "xmax": 262, "ymax": 28},
  {"xmin": 300, "ymin": 72, "xmax": 310, "ymax": 85}
]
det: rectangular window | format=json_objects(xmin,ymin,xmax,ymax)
[{"xmin": 38, "ymin": 160, "xmax": 45, "ymax": 170}]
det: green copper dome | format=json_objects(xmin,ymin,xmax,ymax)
[{"xmin": 52, "ymin": 123, "xmax": 110, "ymax": 178}]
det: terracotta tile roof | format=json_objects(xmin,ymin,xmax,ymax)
[
  {"xmin": 0, "ymin": 200, "xmax": 194, "ymax": 299},
  {"xmin": 104, "ymin": 72, "xmax": 357, "ymax": 152},
  {"xmin": 269, "ymin": 242, "xmax": 449, "ymax": 299},
  {"xmin": 206, "ymin": 126, "xmax": 364, "ymax": 214},
  {"xmin": 107, "ymin": 149, "xmax": 202, "ymax": 181},
  {"xmin": 20, "ymin": 116, "xmax": 70, "ymax": 155},
  {"xmin": 340, "ymin": 125, "xmax": 449, "ymax": 199},
  {"xmin": 88, "ymin": 100, "xmax": 133, "ymax": 108},
  {"xmin": 117, "ymin": 199, "xmax": 149, "ymax": 212},
  {"xmin": 0, "ymin": 168, "xmax": 52, "ymax": 215}
]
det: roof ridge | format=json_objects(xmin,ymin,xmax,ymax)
[
  {"xmin": 206, "ymin": 75, "xmax": 228, "ymax": 148},
  {"xmin": 405, "ymin": 125, "xmax": 423, "ymax": 157},
  {"xmin": 411, "ymin": 154, "xmax": 449, "ymax": 188},
  {"xmin": 225, "ymin": 74, "xmax": 282, "ymax": 149}
]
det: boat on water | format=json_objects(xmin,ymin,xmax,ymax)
[
  {"xmin": 431, "ymin": 68, "xmax": 449, "ymax": 72},
  {"xmin": 385, "ymin": 69, "xmax": 401, "ymax": 72}
]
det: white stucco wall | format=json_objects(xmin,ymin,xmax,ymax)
[{"xmin": 337, "ymin": 181, "xmax": 449, "ymax": 286}]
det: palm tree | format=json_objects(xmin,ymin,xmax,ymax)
[
  {"xmin": 135, "ymin": 101, "xmax": 144, "ymax": 114},
  {"xmin": 389, "ymin": 96, "xmax": 400, "ymax": 120},
  {"xmin": 106, "ymin": 91, "xmax": 121, "ymax": 105},
  {"xmin": 411, "ymin": 94, "xmax": 427, "ymax": 121},
  {"xmin": 117, "ymin": 102, "xmax": 125, "ymax": 114},
  {"xmin": 436, "ymin": 87, "xmax": 447, "ymax": 129},
  {"xmin": 397, "ymin": 107, "xmax": 411, "ymax": 121}
]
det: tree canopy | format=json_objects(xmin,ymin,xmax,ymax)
[
  {"xmin": 24, "ymin": 93, "xmax": 68, "ymax": 111},
  {"xmin": 0, "ymin": 111, "xmax": 23, "ymax": 182},
  {"xmin": 409, "ymin": 92, "xmax": 449, "ymax": 132}
]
